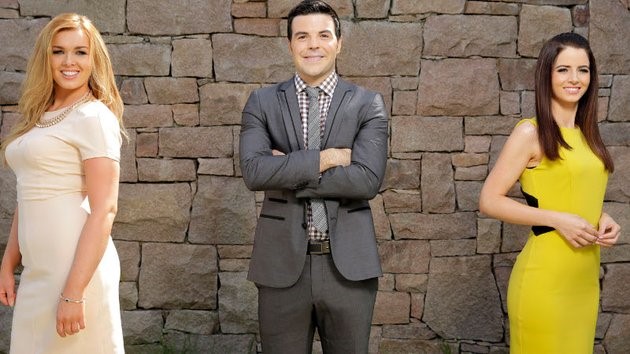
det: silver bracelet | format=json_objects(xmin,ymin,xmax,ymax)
[{"xmin": 59, "ymin": 294, "xmax": 86, "ymax": 304}]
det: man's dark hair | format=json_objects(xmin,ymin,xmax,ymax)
[{"xmin": 287, "ymin": 0, "xmax": 341, "ymax": 40}]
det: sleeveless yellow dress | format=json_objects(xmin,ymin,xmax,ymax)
[{"xmin": 507, "ymin": 118, "xmax": 608, "ymax": 354}]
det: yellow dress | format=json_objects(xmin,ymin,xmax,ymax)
[{"xmin": 507, "ymin": 118, "xmax": 608, "ymax": 354}]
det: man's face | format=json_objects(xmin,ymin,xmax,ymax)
[{"xmin": 288, "ymin": 13, "xmax": 342, "ymax": 86}]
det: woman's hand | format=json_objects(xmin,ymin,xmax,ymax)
[
  {"xmin": 1, "ymin": 209, "xmax": 21, "ymax": 307},
  {"xmin": 596, "ymin": 212, "xmax": 621, "ymax": 247},
  {"xmin": 0, "ymin": 269, "xmax": 16, "ymax": 306},
  {"xmin": 57, "ymin": 157, "xmax": 118, "ymax": 338},
  {"xmin": 551, "ymin": 211, "xmax": 599, "ymax": 248},
  {"xmin": 56, "ymin": 296, "xmax": 86, "ymax": 337}
]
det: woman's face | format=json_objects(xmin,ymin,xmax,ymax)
[
  {"xmin": 551, "ymin": 46, "xmax": 591, "ymax": 107},
  {"xmin": 50, "ymin": 28, "xmax": 92, "ymax": 97}
]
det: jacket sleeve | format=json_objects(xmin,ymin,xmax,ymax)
[
  {"xmin": 239, "ymin": 89, "xmax": 321, "ymax": 191},
  {"xmin": 295, "ymin": 93, "xmax": 388, "ymax": 200}
]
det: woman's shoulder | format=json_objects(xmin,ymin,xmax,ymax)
[
  {"xmin": 76, "ymin": 100, "xmax": 116, "ymax": 120},
  {"xmin": 73, "ymin": 100, "xmax": 119, "ymax": 127},
  {"xmin": 515, "ymin": 117, "xmax": 538, "ymax": 129},
  {"xmin": 512, "ymin": 117, "xmax": 539, "ymax": 139},
  {"xmin": 509, "ymin": 117, "xmax": 542, "ymax": 165},
  {"xmin": 71, "ymin": 100, "xmax": 120, "ymax": 136}
]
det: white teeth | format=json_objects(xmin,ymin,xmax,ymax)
[
  {"xmin": 565, "ymin": 87, "xmax": 579, "ymax": 94},
  {"xmin": 62, "ymin": 71, "xmax": 79, "ymax": 76}
]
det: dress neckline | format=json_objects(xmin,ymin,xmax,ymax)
[
  {"xmin": 559, "ymin": 125, "xmax": 580, "ymax": 133},
  {"xmin": 43, "ymin": 107, "xmax": 65, "ymax": 115}
]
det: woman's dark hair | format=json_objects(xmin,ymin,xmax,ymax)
[
  {"xmin": 287, "ymin": 0, "xmax": 341, "ymax": 40},
  {"xmin": 535, "ymin": 32, "xmax": 614, "ymax": 172}
]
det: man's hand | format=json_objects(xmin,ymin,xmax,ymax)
[{"xmin": 320, "ymin": 148, "xmax": 351, "ymax": 172}]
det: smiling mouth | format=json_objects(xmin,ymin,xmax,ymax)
[
  {"xmin": 564, "ymin": 87, "xmax": 581, "ymax": 94},
  {"xmin": 61, "ymin": 70, "xmax": 80, "ymax": 78},
  {"xmin": 304, "ymin": 56, "xmax": 324, "ymax": 62}
]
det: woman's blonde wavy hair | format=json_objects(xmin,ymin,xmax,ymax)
[{"xmin": 1, "ymin": 13, "xmax": 125, "ymax": 153}]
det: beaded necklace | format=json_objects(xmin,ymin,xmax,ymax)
[{"xmin": 35, "ymin": 91, "xmax": 92, "ymax": 128}]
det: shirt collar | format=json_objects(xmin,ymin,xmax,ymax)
[{"xmin": 294, "ymin": 72, "xmax": 338, "ymax": 97}]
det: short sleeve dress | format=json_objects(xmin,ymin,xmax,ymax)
[
  {"xmin": 5, "ymin": 100, "xmax": 124, "ymax": 353},
  {"xmin": 507, "ymin": 118, "xmax": 608, "ymax": 353}
]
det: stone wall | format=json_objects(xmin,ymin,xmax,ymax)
[{"xmin": 1, "ymin": 0, "xmax": 629, "ymax": 353}]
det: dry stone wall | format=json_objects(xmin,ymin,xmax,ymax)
[{"xmin": 1, "ymin": 0, "xmax": 629, "ymax": 353}]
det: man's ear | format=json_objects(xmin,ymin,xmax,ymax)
[{"xmin": 336, "ymin": 36, "xmax": 342, "ymax": 54}]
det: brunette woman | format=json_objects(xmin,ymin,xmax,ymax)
[{"xmin": 480, "ymin": 33, "xmax": 620, "ymax": 353}]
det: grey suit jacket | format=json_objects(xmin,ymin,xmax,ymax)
[{"xmin": 239, "ymin": 77, "xmax": 388, "ymax": 288}]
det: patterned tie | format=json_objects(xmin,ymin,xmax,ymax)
[{"xmin": 305, "ymin": 86, "xmax": 328, "ymax": 233}]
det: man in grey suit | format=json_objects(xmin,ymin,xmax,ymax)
[{"xmin": 239, "ymin": 1, "xmax": 388, "ymax": 353}]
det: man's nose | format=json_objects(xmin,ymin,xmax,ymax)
[{"xmin": 307, "ymin": 37, "xmax": 319, "ymax": 48}]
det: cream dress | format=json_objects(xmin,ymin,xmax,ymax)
[{"xmin": 5, "ymin": 100, "xmax": 124, "ymax": 353}]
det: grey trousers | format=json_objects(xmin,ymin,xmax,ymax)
[{"xmin": 257, "ymin": 254, "xmax": 378, "ymax": 354}]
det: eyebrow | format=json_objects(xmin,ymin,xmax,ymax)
[
  {"xmin": 293, "ymin": 30, "xmax": 334, "ymax": 36},
  {"xmin": 52, "ymin": 45, "xmax": 89, "ymax": 50},
  {"xmin": 554, "ymin": 64, "xmax": 590, "ymax": 69}
]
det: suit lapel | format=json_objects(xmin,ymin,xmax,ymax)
[
  {"xmin": 323, "ymin": 79, "xmax": 353, "ymax": 148},
  {"xmin": 278, "ymin": 80, "xmax": 304, "ymax": 151}
]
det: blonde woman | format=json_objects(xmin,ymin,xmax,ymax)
[{"xmin": 0, "ymin": 13, "xmax": 125, "ymax": 352}]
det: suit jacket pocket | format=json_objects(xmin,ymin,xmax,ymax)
[
  {"xmin": 347, "ymin": 206, "xmax": 371, "ymax": 213},
  {"xmin": 259, "ymin": 214, "xmax": 285, "ymax": 221}
]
